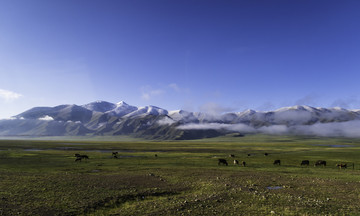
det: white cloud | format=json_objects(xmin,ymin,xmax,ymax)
[
  {"xmin": 177, "ymin": 123, "xmax": 255, "ymax": 133},
  {"xmin": 258, "ymin": 125, "xmax": 288, "ymax": 135},
  {"xmin": 141, "ymin": 83, "xmax": 190, "ymax": 101},
  {"xmin": 331, "ymin": 97, "xmax": 360, "ymax": 109},
  {"xmin": 178, "ymin": 123, "xmax": 226, "ymax": 130},
  {"xmin": 157, "ymin": 116, "xmax": 176, "ymax": 126},
  {"xmin": 141, "ymin": 86, "xmax": 164, "ymax": 101},
  {"xmin": 256, "ymin": 102, "xmax": 275, "ymax": 111},
  {"xmin": 176, "ymin": 120, "xmax": 360, "ymax": 138},
  {"xmin": 291, "ymin": 120, "xmax": 360, "ymax": 138},
  {"xmin": 295, "ymin": 94, "xmax": 319, "ymax": 106},
  {"xmin": 0, "ymin": 89, "xmax": 22, "ymax": 101},
  {"xmin": 38, "ymin": 115, "xmax": 54, "ymax": 121},
  {"xmin": 199, "ymin": 102, "xmax": 235, "ymax": 116},
  {"xmin": 273, "ymin": 109, "xmax": 313, "ymax": 124},
  {"xmin": 168, "ymin": 83, "xmax": 190, "ymax": 93},
  {"xmin": 169, "ymin": 83, "xmax": 180, "ymax": 92}
]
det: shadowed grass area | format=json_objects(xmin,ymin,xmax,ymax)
[{"xmin": 0, "ymin": 135, "xmax": 360, "ymax": 215}]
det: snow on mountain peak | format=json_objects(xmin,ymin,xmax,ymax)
[
  {"xmin": 238, "ymin": 109, "xmax": 257, "ymax": 116},
  {"xmin": 275, "ymin": 105, "xmax": 316, "ymax": 112},
  {"xmin": 168, "ymin": 110, "xmax": 182, "ymax": 115},
  {"xmin": 144, "ymin": 105, "xmax": 168, "ymax": 115},
  {"xmin": 167, "ymin": 110, "xmax": 197, "ymax": 122},
  {"xmin": 122, "ymin": 105, "xmax": 168, "ymax": 118},
  {"xmin": 331, "ymin": 107, "xmax": 346, "ymax": 111},
  {"xmin": 106, "ymin": 101, "xmax": 137, "ymax": 117},
  {"xmin": 168, "ymin": 110, "xmax": 191, "ymax": 116},
  {"xmin": 116, "ymin": 101, "xmax": 128, "ymax": 106},
  {"xmin": 82, "ymin": 101, "xmax": 116, "ymax": 113}
]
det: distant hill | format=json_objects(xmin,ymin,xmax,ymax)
[{"xmin": 1, "ymin": 101, "xmax": 360, "ymax": 139}]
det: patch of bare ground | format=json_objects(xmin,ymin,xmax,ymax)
[
  {"xmin": 103, "ymin": 170, "xmax": 360, "ymax": 215},
  {"xmin": 0, "ymin": 172, "xmax": 186, "ymax": 216}
]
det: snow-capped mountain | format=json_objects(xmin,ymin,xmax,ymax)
[
  {"xmin": 82, "ymin": 101, "xmax": 117, "ymax": 113},
  {"xmin": 105, "ymin": 101, "xmax": 138, "ymax": 117},
  {"xmin": 168, "ymin": 110, "xmax": 198, "ymax": 123},
  {"xmin": 2, "ymin": 102, "xmax": 360, "ymax": 139},
  {"xmin": 123, "ymin": 105, "xmax": 168, "ymax": 118}
]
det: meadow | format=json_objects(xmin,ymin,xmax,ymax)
[{"xmin": 0, "ymin": 135, "xmax": 360, "ymax": 215}]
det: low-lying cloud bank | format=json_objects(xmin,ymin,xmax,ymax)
[
  {"xmin": 38, "ymin": 115, "xmax": 54, "ymax": 121},
  {"xmin": 177, "ymin": 120, "xmax": 360, "ymax": 138}
]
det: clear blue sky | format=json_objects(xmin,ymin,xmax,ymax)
[{"xmin": 1, "ymin": 0, "xmax": 360, "ymax": 118}]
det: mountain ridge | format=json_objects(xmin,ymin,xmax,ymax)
[{"xmin": 2, "ymin": 101, "xmax": 360, "ymax": 139}]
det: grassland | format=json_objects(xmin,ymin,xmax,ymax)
[{"xmin": 1, "ymin": 135, "xmax": 360, "ymax": 215}]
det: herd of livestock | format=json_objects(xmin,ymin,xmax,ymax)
[
  {"xmin": 217, "ymin": 153, "xmax": 352, "ymax": 169},
  {"xmin": 73, "ymin": 151, "xmax": 352, "ymax": 169}
]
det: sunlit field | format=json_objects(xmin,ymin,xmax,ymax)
[{"xmin": 1, "ymin": 135, "xmax": 360, "ymax": 215}]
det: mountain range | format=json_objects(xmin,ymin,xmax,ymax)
[{"xmin": 1, "ymin": 101, "xmax": 360, "ymax": 139}]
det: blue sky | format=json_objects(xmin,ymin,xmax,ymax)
[{"xmin": 1, "ymin": 0, "xmax": 360, "ymax": 118}]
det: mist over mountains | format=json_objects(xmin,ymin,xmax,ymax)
[{"xmin": 1, "ymin": 101, "xmax": 360, "ymax": 139}]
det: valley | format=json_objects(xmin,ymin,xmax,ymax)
[{"xmin": 0, "ymin": 135, "xmax": 360, "ymax": 215}]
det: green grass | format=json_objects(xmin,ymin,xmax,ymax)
[{"xmin": 1, "ymin": 135, "xmax": 360, "ymax": 215}]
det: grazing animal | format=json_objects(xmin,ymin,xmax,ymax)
[
  {"xmin": 314, "ymin": 160, "xmax": 326, "ymax": 167},
  {"xmin": 155, "ymin": 154, "xmax": 158, "ymax": 157},
  {"xmin": 112, "ymin": 152, "xmax": 118, "ymax": 159},
  {"xmin": 247, "ymin": 154, "xmax": 251, "ymax": 157},
  {"xmin": 80, "ymin": 155, "xmax": 89, "ymax": 159},
  {"xmin": 229, "ymin": 154, "xmax": 235, "ymax": 158},
  {"xmin": 74, "ymin": 154, "xmax": 89, "ymax": 160},
  {"xmin": 74, "ymin": 153, "xmax": 81, "ymax": 157},
  {"xmin": 336, "ymin": 163, "xmax": 347, "ymax": 169},
  {"xmin": 301, "ymin": 160, "xmax": 310, "ymax": 166},
  {"xmin": 242, "ymin": 161, "xmax": 246, "ymax": 167},
  {"xmin": 273, "ymin": 160, "xmax": 281, "ymax": 165},
  {"xmin": 264, "ymin": 153, "xmax": 268, "ymax": 156},
  {"xmin": 75, "ymin": 157, "xmax": 82, "ymax": 162},
  {"xmin": 218, "ymin": 159, "xmax": 228, "ymax": 166},
  {"xmin": 234, "ymin": 160, "xmax": 239, "ymax": 165}
]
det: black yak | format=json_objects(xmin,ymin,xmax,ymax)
[
  {"xmin": 273, "ymin": 160, "xmax": 281, "ymax": 165},
  {"xmin": 314, "ymin": 160, "xmax": 326, "ymax": 167},
  {"xmin": 301, "ymin": 160, "xmax": 310, "ymax": 166},
  {"xmin": 242, "ymin": 161, "xmax": 246, "ymax": 167},
  {"xmin": 218, "ymin": 159, "xmax": 228, "ymax": 166}
]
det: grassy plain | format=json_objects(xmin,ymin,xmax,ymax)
[{"xmin": 0, "ymin": 135, "xmax": 360, "ymax": 215}]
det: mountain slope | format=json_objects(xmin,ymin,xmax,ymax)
[{"xmin": 2, "ymin": 102, "xmax": 360, "ymax": 139}]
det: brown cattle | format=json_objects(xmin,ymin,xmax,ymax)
[{"xmin": 336, "ymin": 163, "xmax": 347, "ymax": 169}]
